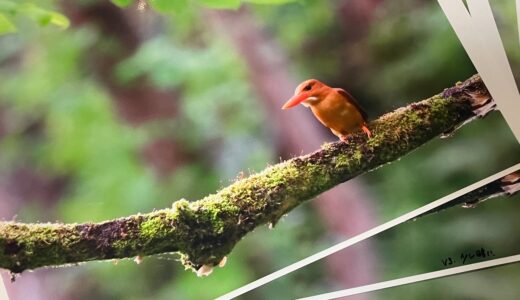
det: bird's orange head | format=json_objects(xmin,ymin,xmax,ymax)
[{"xmin": 281, "ymin": 79, "xmax": 330, "ymax": 109}]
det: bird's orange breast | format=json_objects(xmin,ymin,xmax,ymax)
[{"xmin": 310, "ymin": 93, "xmax": 365, "ymax": 135}]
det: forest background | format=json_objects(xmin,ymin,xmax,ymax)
[{"xmin": 1, "ymin": 0, "xmax": 520, "ymax": 299}]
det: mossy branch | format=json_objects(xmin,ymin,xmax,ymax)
[{"xmin": 0, "ymin": 75, "xmax": 494, "ymax": 275}]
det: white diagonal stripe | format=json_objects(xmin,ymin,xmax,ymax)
[
  {"xmin": 438, "ymin": 0, "xmax": 520, "ymax": 143},
  {"xmin": 216, "ymin": 163, "xmax": 520, "ymax": 300},
  {"xmin": 0, "ymin": 275, "xmax": 9, "ymax": 300},
  {"xmin": 298, "ymin": 254, "xmax": 520, "ymax": 300}
]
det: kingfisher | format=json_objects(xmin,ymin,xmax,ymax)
[{"xmin": 282, "ymin": 79, "xmax": 371, "ymax": 141}]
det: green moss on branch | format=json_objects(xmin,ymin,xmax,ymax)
[{"xmin": 0, "ymin": 75, "xmax": 492, "ymax": 275}]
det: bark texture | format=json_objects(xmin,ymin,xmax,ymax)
[{"xmin": 0, "ymin": 75, "xmax": 493, "ymax": 274}]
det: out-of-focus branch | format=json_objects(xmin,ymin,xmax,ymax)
[
  {"xmin": 418, "ymin": 170, "xmax": 520, "ymax": 218},
  {"xmin": 0, "ymin": 75, "xmax": 494, "ymax": 275}
]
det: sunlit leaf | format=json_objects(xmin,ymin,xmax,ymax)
[
  {"xmin": 111, "ymin": 0, "xmax": 134, "ymax": 7},
  {"xmin": 0, "ymin": 13, "xmax": 15, "ymax": 35},
  {"xmin": 46, "ymin": 11, "xmax": 69, "ymax": 28},
  {"xmin": 17, "ymin": 3, "xmax": 70, "ymax": 28},
  {"xmin": 149, "ymin": 0, "xmax": 188, "ymax": 13},
  {"xmin": 243, "ymin": 0, "xmax": 298, "ymax": 4},
  {"xmin": 197, "ymin": 0, "xmax": 241, "ymax": 9}
]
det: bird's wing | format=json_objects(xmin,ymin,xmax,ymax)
[{"xmin": 335, "ymin": 88, "xmax": 369, "ymax": 121}]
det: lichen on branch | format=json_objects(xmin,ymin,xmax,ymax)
[{"xmin": 0, "ymin": 74, "xmax": 494, "ymax": 275}]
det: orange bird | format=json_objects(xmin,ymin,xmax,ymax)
[{"xmin": 282, "ymin": 79, "xmax": 372, "ymax": 141}]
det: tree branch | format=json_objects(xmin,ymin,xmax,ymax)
[
  {"xmin": 0, "ymin": 75, "xmax": 494, "ymax": 275},
  {"xmin": 417, "ymin": 170, "xmax": 520, "ymax": 218}
]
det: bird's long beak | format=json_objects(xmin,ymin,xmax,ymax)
[{"xmin": 281, "ymin": 92, "xmax": 311, "ymax": 109}]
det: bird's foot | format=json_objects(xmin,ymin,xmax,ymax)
[
  {"xmin": 339, "ymin": 135, "xmax": 351, "ymax": 142},
  {"xmin": 361, "ymin": 125, "xmax": 372, "ymax": 138}
]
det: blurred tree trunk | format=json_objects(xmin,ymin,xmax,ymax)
[
  {"xmin": 335, "ymin": 0, "xmax": 384, "ymax": 41},
  {"xmin": 301, "ymin": 0, "xmax": 385, "ymax": 112},
  {"xmin": 63, "ymin": 1, "xmax": 189, "ymax": 178},
  {"xmin": 337, "ymin": 0, "xmax": 383, "ymax": 39},
  {"xmin": 335, "ymin": 0, "xmax": 383, "ymax": 76},
  {"xmin": 206, "ymin": 8, "xmax": 378, "ymax": 296}
]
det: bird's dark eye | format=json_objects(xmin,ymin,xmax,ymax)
[{"xmin": 303, "ymin": 84, "xmax": 312, "ymax": 91}]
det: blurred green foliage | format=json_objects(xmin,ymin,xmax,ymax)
[
  {"xmin": 0, "ymin": 0, "xmax": 68, "ymax": 35},
  {"xmin": 0, "ymin": 27, "xmax": 158, "ymax": 222},
  {"xmin": 113, "ymin": 0, "xmax": 299, "ymax": 11},
  {"xmin": 1, "ymin": 0, "xmax": 520, "ymax": 299}
]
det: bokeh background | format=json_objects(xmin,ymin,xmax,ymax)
[{"xmin": 1, "ymin": 0, "xmax": 520, "ymax": 299}]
